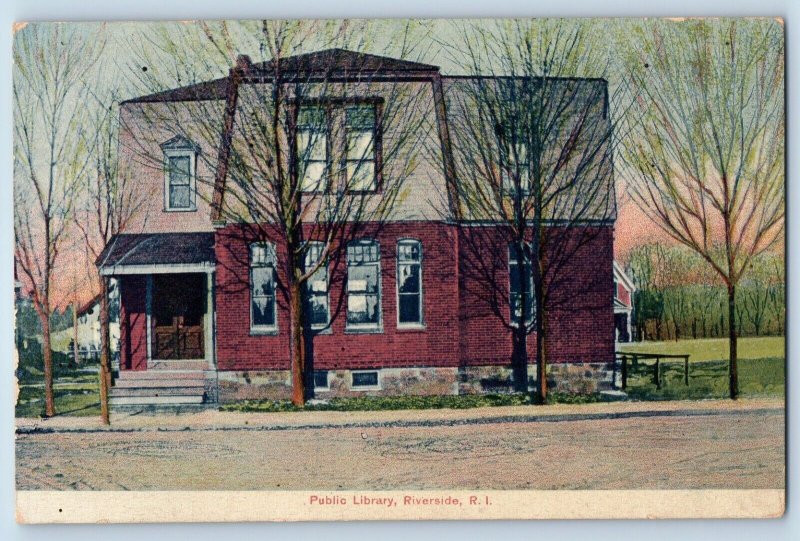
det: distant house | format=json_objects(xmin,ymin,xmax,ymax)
[
  {"xmin": 52, "ymin": 285, "xmax": 121, "ymax": 361},
  {"xmin": 98, "ymin": 49, "xmax": 617, "ymax": 407},
  {"xmin": 613, "ymin": 262, "xmax": 635, "ymax": 343}
]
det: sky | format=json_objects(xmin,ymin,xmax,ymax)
[{"xmin": 12, "ymin": 18, "xmax": 780, "ymax": 309}]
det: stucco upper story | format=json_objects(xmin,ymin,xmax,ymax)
[{"xmin": 117, "ymin": 49, "xmax": 614, "ymax": 235}]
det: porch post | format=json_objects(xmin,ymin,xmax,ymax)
[
  {"xmin": 205, "ymin": 271, "xmax": 215, "ymax": 369},
  {"xmin": 626, "ymin": 310, "xmax": 633, "ymax": 343}
]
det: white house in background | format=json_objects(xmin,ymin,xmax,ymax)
[
  {"xmin": 613, "ymin": 261, "xmax": 636, "ymax": 343},
  {"xmin": 52, "ymin": 281, "xmax": 121, "ymax": 360}
]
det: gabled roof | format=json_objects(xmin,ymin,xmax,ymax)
[{"xmin": 122, "ymin": 49, "xmax": 439, "ymax": 105}]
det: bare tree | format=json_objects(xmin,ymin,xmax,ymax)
[
  {"xmin": 619, "ymin": 19, "xmax": 784, "ymax": 398},
  {"xmin": 441, "ymin": 20, "xmax": 619, "ymax": 402},
  {"xmin": 77, "ymin": 89, "xmax": 146, "ymax": 424},
  {"xmin": 127, "ymin": 20, "xmax": 433, "ymax": 405},
  {"xmin": 13, "ymin": 24, "xmax": 104, "ymax": 417}
]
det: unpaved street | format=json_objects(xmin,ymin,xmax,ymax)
[{"xmin": 16, "ymin": 405, "xmax": 784, "ymax": 490}]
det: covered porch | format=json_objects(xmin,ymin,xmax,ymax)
[{"xmin": 97, "ymin": 232, "xmax": 217, "ymax": 372}]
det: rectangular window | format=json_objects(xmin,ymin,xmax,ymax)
[
  {"xmin": 509, "ymin": 243, "xmax": 534, "ymax": 326},
  {"xmin": 346, "ymin": 240, "xmax": 381, "ymax": 329},
  {"xmin": 165, "ymin": 152, "xmax": 195, "ymax": 210},
  {"xmin": 501, "ymin": 141, "xmax": 530, "ymax": 195},
  {"xmin": 251, "ymin": 243, "xmax": 277, "ymax": 331},
  {"xmin": 304, "ymin": 241, "xmax": 329, "ymax": 328},
  {"xmin": 344, "ymin": 105, "xmax": 377, "ymax": 191},
  {"xmin": 397, "ymin": 240, "xmax": 423, "ymax": 326},
  {"xmin": 296, "ymin": 106, "xmax": 328, "ymax": 192},
  {"xmin": 351, "ymin": 370, "xmax": 379, "ymax": 389},
  {"xmin": 313, "ymin": 370, "xmax": 329, "ymax": 390}
]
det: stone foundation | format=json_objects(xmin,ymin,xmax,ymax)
[{"xmin": 212, "ymin": 362, "xmax": 616, "ymax": 403}]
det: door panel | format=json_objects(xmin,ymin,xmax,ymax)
[{"xmin": 152, "ymin": 274, "xmax": 206, "ymax": 360}]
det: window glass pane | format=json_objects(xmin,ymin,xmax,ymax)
[
  {"xmin": 169, "ymin": 185, "xmax": 191, "ymax": 209},
  {"xmin": 346, "ymin": 105, "xmax": 375, "ymax": 129},
  {"xmin": 314, "ymin": 370, "xmax": 329, "ymax": 389},
  {"xmin": 169, "ymin": 156, "xmax": 191, "ymax": 185},
  {"xmin": 298, "ymin": 106, "xmax": 326, "ymax": 127},
  {"xmin": 347, "ymin": 162, "xmax": 375, "ymax": 191},
  {"xmin": 298, "ymin": 131, "xmax": 327, "ymax": 161},
  {"xmin": 252, "ymin": 296, "xmax": 275, "ymax": 326},
  {"xmin": 399, "ymin": 295, "xmax": 420, "ymax": 324},
  {"xmin": 349, "ymin": 266, "xmax": 378, "ymax": 293},
  {"xmin": 309, "ymin": 295, "xmax": 329, "ymax": 326},
  {"xmin": 398, "ymin": 265, "xmax": 420, "ymax": 294},
  {"xmin": 352, "ymin": 371, "xmax": 378, "ymax": 387},
  {"xmin": 301, "ymin": 162, "xmax": 326, "ymax": 192},
  {"xmin": 347, "ymin": 132, "xmax": 374, "ymax": 160},
  {"xmin": 252, "ymin": 266, "xmax": 274, "ymax": 296}
]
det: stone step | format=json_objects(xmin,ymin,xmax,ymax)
[
  {"xmin": 114, "ymin": 378, "xmax": 207, "ymax": 389},
  {"xmin": 117, "ymin": 370, "xmax": 207, "ymax": 380},
  {"xmin": 111, "ymin": 386, "xmax": 205, "ymax": 398},
  {"xmin": 111, "ymin": 404, "xmax": 214, "ymax": 415},
  {"xmin": 110, "ymin": 395, "xmax": 205, "ymax": 406},
  {"xmin": 148, "ymin": 360, "xmax": 209, "ymax": 371}
]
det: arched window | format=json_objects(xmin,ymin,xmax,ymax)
[
  {"xmin": 397, "ymin": 240, "xmax": 423, "ymax": 326},
  {"xmin": 250, "ymin": 242, "xmax": 277, "ymax": 332},
  {"xmin": 346, "ymin": 240, "xmax": 381, "ymax": 329}
]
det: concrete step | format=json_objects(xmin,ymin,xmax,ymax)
[
  {"xmin": 111, "ymin": 404, "xmax": 214, "ymax": 415},
  {"xmin": 117, "ymin": 370, "xmax": 207, "ymax": 381},
  {"xmin": 110, "ymin": 395, "xmax": 205, "ymax": 405},
  {"xmin": 111, "ymin": 386, "xmax": 205, "ymax": 398},
  {"xmin": 114, "ymin": 378, "xmax": 206, "ymax": 389},
  {"xmin": 147, "ymin": 360, "xmax": 208, "ymax": 371}
]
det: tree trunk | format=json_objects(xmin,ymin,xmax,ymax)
[
  {"xmin": 99, "ymin": 278, "xmax": 111, "ymax": 425},
  {"xmin": 533, "ymin": 246, "xmax": 546, "ymax": 404},
  {"xmin": 511, "ymin": 325, "xmax": 528, "ymax": 393},
  {"xmin": 72, "ymin": 301, "xmax": 80, "ymax": 366},
  {"xmin": 40, "ymin": 312, "xmax": 55, "ymax": 417},
  {"xmin": 728, "ymin": 284, "xmax": 739, "ymax": 400},
  {"xmin": 289, "ymin": 281, "xmax": 306, "ymax": 407}
]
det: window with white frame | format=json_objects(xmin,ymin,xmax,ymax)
[
  {"xmin": 346, "ymin": 240, "xmax": 381, "ymax": 329},
  {"xmin": 161, "ymin": 135, "xmax": 199, "ymax": 211},
  {"xmin": 303, "ymin": 241, "xmax": 329, "ymax": 328},
  {"xmin": 501, "ymin": 140, "xmax": 531, "ymax": 196},
  {"xmin": 251, "ymin": 242, "xmax": 277, "ymax": 331},
  {"xmin": 509, "ymin": 243, "xmax": 535, "ymax": 326},
  {"xmin": 296, "ymin": 106, "xmax": 328, "ymax": 192},
  {"xmin": 344, "ymin": 104, "xmax": 378, "ymax": 191},
  {"xmin": 397, "ymin": 240, "xmax": 423, "ymax": 326}
]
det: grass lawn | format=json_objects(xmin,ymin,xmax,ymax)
[
  {"xmin": 15, "ymin": 375, "xmax": 101, "ymax": 418},
  {"xmin": 619, "ymin": 336, "xmax": 784, "ymax": 362}
]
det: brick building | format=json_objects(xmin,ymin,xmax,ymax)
[{"xmin": 98, "ymin": 49, "xmax": 617, "ymax": 407}]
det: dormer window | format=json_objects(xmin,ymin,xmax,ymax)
[{"xmin": 161, "ymin": 135, "xmax": 199, "ymax": 211}]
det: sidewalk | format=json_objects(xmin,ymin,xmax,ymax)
[{"xmin": 15, "ymin": 397, "xmax": 784, "ymax": 434}]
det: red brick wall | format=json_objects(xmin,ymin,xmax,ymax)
[
  {"xmin": 117, "ymin": 222, "xmax": 614, "ymax": 372},
  {"xmin": 119, "ymin": 275, "xmax": 148, "ymax": 371},
  {"xmin": 457, "ymin": 225, "xmax": 614, "ymax": 365},
  {"xmin": 214, "ymin": 222, "xmax": 462, "ymax": 371}
]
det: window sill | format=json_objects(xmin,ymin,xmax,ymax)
[
  {"xmin": 164, "ymin": 207, "xmax": 198, "ymax": 213},
  {"xmin": 350, "ymin": 386, "xmax": 381, "ymax": 392},
  {"xmin": 396, "ymin": 324, "xmax": 426, "ymax": 332},
  {"xmin": 344, "ymin": 327, "xmax": 383, "ymax": 335},
  {"xmin": 250, "ymin": 328, "xmax": 279, "ymax": 336}
]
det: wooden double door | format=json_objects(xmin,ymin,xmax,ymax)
[{"xmin": 152, "ymin": 274, "xmax": 206, "ymax": 360}]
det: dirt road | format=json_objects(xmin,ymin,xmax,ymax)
[{"xmin": 16, "ymin": 405, "xmax": 784, "ymax": 490}]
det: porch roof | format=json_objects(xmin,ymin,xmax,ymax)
[{"xmin": 96, "ymin": 232, "xmax": 215, "ymax": 274}]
